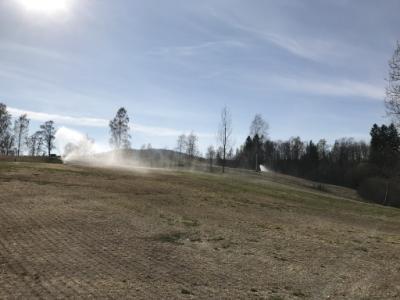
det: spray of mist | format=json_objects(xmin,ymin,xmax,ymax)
[
  {"xmin": 54, "ymin": 126, "xmax": 170, "ymax": 171},
  {"xmin": 55, "ymin": 127, "xmax": 99, "ymax": 161}
]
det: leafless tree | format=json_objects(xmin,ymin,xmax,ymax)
[
  {"xmin": 0, "ymin": 103, "xmax": 12, "ymax": 155},
  {"xmin": 186, "ymin": 132, "xmax": 198, "ymax": 159},
  {"xmin": 14, "ymin": 114, "xmax": 30, "ymax": 156},
  {"xmin": 27, "ymin": 131, "xmax": 44, "ymax": 156},
  {"xmin": 206, "ymin": 145, "xmax": 216, "ymax": 171},
  {"xmin": 40, "ymin": 120, "xmax": 56, "ymax": 157},
  {"xmin": 249, "ymin": 114, "xmax": 268, "ymax": 171},
  {"xmin": 176, "ymin": 134, "xmax": 186, "ymax": 153},
  {"xmin": 109, "ymin": 107, "xmax": 131, "ymax": 150},
  {"xmin": 176, "ymin": 134, "xmax": 187, "ymax": 165},
  {"xmin": 1, "ymin": 132, "xmax": 14, "ymax": 155},
  {"xmin": 385, "ymin": 41, "xmax": 400, "ymax": 124},
  {"xmin": 227, "ymin": 147, "xmax": 234, "ymax": 160},
  {"xmin": 249, "ymin": 114, "xmax": 269, "ymax": 140},
  {"xmin": 289, "ymin": 137, "xmax": 305, "ymax": 160},
  {"xmin": 218, "ymin": 106, "xmax": 232, "ymax": 173}
]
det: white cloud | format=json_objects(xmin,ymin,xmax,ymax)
[
  {"xmin": 262, "ymin": 33, "xmax": 337, "ymax": 62},
  {"xmin": 8, "ymin": 107, "xmax": 108, "ymax": 127},
  {"xmin": 232, "ymin": 23, "xmax": 349, "ymax": 62},
  {"xmin": 8, "ymin": 107, "xmax": 214, "ymax": 137},
  {"xmin": 148, "ymin": 40, "xmax": 246, "ymax": 57},
  {"xmin": 270, "ymin": 75, "xmax": 384, "ymax": 100},
  {"xmin": 208, "ymin": 11, "xmax": 358, "ymax": 63}
]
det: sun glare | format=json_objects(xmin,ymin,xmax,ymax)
[{"xmin": 16, "ymin": 0, "xmax": 69, "ymax": 14}]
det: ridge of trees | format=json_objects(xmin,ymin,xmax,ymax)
[{"xmin": 0, "ymin": 103, "xmax": 56, "ymax": 157}]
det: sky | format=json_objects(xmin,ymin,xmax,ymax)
[{"xmin": 0, "ymin": 0, "xmax": 399, "ymax": 154}]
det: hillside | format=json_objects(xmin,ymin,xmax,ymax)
[{"xmin": 1, "ymin": 162, "xmax": 400, "ymax": 299}]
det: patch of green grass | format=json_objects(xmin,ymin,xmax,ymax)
[
  {"xmin": 188, "ymin": 171, "xmax": 400, "ymax": 220},
  {"xmin": 269, "ymin": 296, "xmax": 284, "ymax": 300},
  {"xmin": 207, "ymin": 236, "xmax": 225, "ymax": 242},
  {"xmin": 0, "ymin": 162, "xmax": 18, "ymax": 172},
  {"xmin": 181, "ymin": 218, "xmax": 199, "ymax": 227},
  {"xmin": 292, "ymin": 290, "xmax": 307, "ymax": 298},
  {"xmin": 152, "ymin": 231, "xmax": 186, "ymax": 244}
]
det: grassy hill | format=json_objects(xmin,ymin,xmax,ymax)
[
  {"xmin": 1, "ymin": 161, "xmax": 400, "ymax": 299},
  {"xmin": 0, "ymin": 155, "xmax": 62, "ymax": 163}
]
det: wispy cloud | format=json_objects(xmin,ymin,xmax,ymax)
[
  {"xmin": 232, "ymin": 23, "xmax": 348, "ymax": 62},
  {"xmin": 148, "ymin": 40, "xmax": 246, "ymax": 57},
  {"xmin": 0, "ymin": 41, "xmax": 67, "ymax": 61},
  {"xmin": 8, "ymin": 107, "xmax": 108, "ymax": 127},
  {"xmin": 271, "ymin": 75, "xmax": 384, "ymax": 100},
  {"xmin": 8, "ymin": 107, "xmax": 214, "ymax": 137},
  {"xmin": 207, "ymin": 11, "xmax": 354, "ymax": 62},
  {"xmin": 262, "ymin": 33, "xmax": 338, "ymax": 62}
]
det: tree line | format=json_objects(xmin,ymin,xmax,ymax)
[
  {"xmin": 0, "ymin": 104, "xmax": 56, "ymax": 157},
  {"xmin": 0, "ymin": 106, "xmax": 134, "ymax": 158}
]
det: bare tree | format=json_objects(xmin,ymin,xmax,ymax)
[
  {"xmin": 218, "ymin": 106, "xmax": 232, "ymax": 173},
  {"xmin": 289, "ymin": 136, "xmax": 305, "ymax": 160},
  {"xmin": 35, "ymin": 132, "xmax": 45, "ymax": 156},
  {"xmin": 385, "ymin": 41, "xmax": 400, "ymax": 124},
  {"xmin": 249, "ymin": 114, "xmax": 269, "ymax": 171},
  {"xmin": 14, "ymin": 114, "xmax": 30, "ymax": 157},
  {"xmin": 206, "ymin": 145, "xmax": 216, "ymax": 171},
  {"xmin": 40, "ymin": 121, "xmax": 56, "ymax": 157},
  {"xmin": 227, "ymin": 147, "xmax": 234, "ymax": 159},
  {"xmin": 0, "ymin": 103, "xmax": 12, "ymax": 155},
  {"xmin": 27, "ymin": 131, "xmax": 44, "ymax": 156},
  {"xmin": 1, "ymin": 132, "xmax": 14, "ymax": 155},
  {"xmin": 176, "ymin": 134, "xmax": 187, "ymax": 165},
  {"xmin": 109, "ymin": 107, "xmax": 131, "ymax": 150},
  {"xmin": 176, "ymin": 134, "xmax": 186, "ymax": 153},
  {"xmin": 250, "ymin": 114, "xmax": 269, "ymax": 140},
  {"xmin": 186, "ymin": 132, "xmax": 198, "ymax": 159}
]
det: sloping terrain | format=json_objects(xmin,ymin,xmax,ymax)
[{"xmin": 1, "ymin": 162, "xmax": 400, "ymax": 299}]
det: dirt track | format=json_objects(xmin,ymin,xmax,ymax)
[{"xmin": 1, "ymin": 162, "xmax": 400, "ymax": 299}]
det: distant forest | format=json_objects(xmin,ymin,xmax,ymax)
[{"xmin": 222, "ymin": 123, "xmax": 399, "ymax": 207}]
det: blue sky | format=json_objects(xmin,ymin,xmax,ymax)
[{"xmin": 0, "ymin": 0, "xmax": 399, "ymax": 154}]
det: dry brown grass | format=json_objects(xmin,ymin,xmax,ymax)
[{"xmin": 1, "ymin": 162, "xmax": 400, "ymax": 299}]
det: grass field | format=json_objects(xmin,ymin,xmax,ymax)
[{"xmin": 1, "ymin": 162, "xmax": 400, "ymax": 299}]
